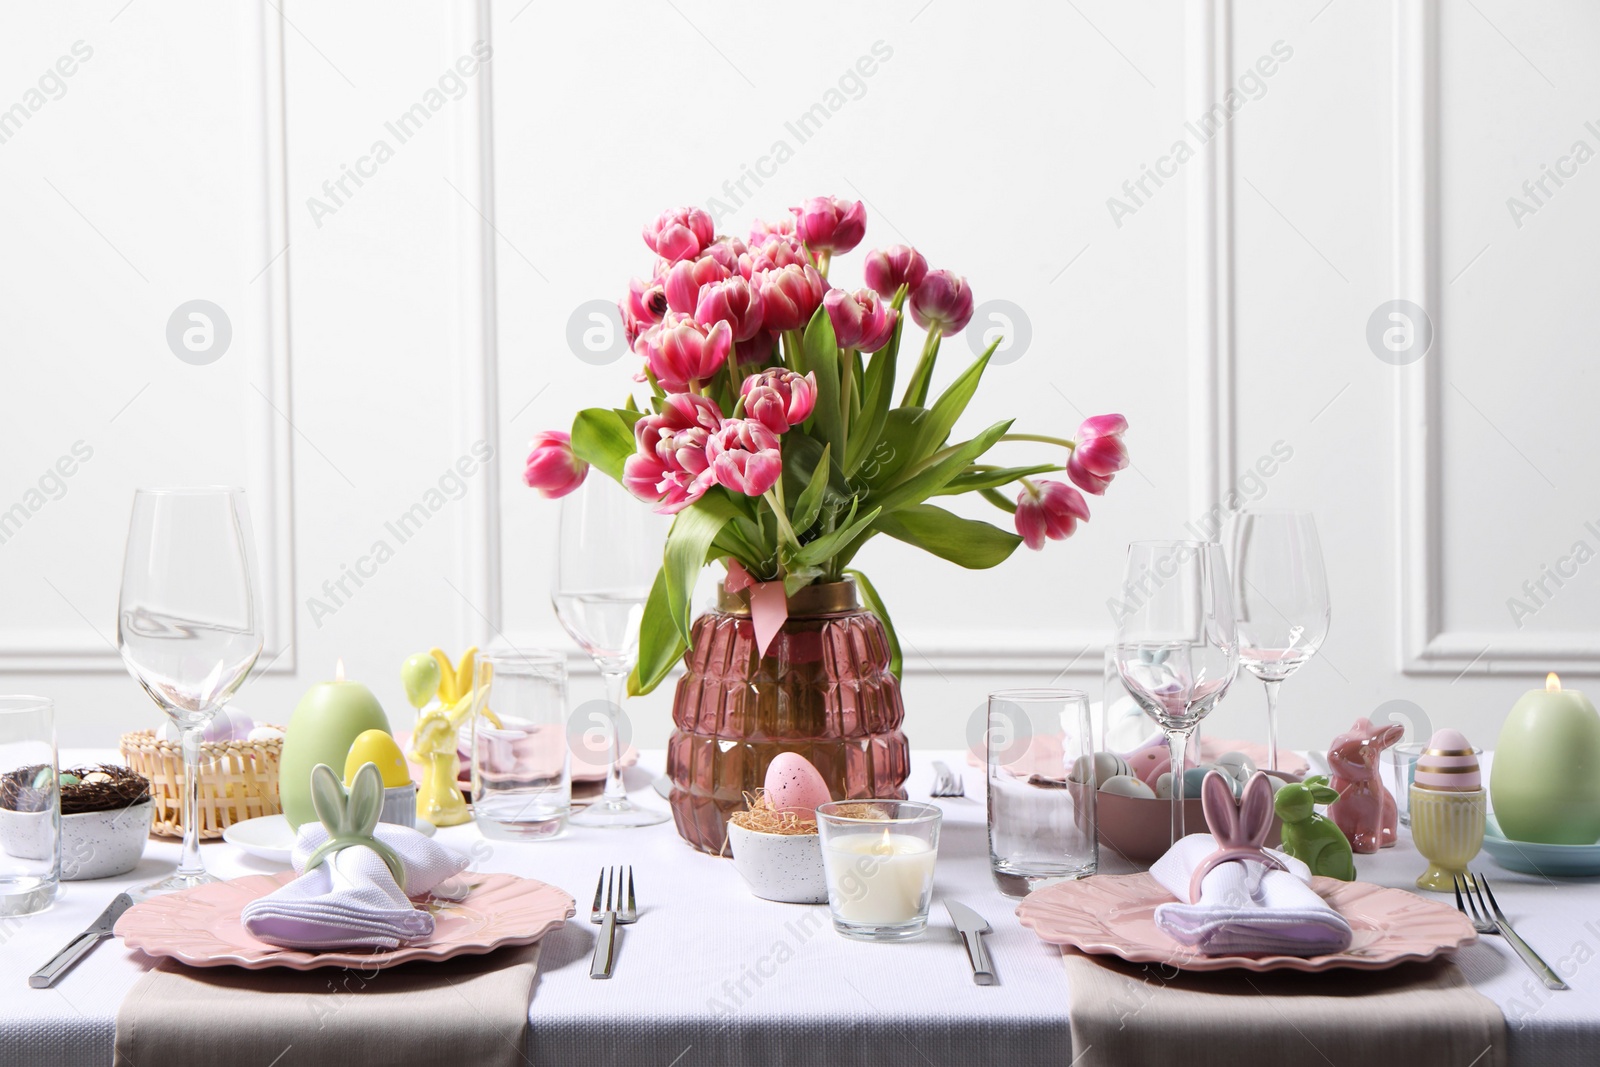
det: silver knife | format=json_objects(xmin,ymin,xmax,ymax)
[
  {"xmin": 943, "ymin": 899, "xmax": 996, "ymax": 985},
  {"xmin": 30, "ymin": 893, "xmax": 133, "ymax": 989}
]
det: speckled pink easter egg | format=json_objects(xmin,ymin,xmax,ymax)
[
  {"xmin": 764, "ymin": 753, "xmax": 832, "ymax": 818},
  {"xmin": 1415, "ymin": 728, "xmax": 1481, "ymax": 792}
]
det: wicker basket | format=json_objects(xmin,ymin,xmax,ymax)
[{"xmin": 119, "ymin": 728, "xmax": 284, "ymax": 839}]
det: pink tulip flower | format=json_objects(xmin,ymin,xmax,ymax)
[
  {"xmin": 620, "ymin": 275, "xmax": 668, "ymax": 344},
  {"xmin": 738, "ymin": 234, "xmax": 810, "ymax": 280},
  {"xmin": 701, "ymin": 237, "xmax": 747, "ymax": 273},
  {"xmin": 823, "ymin": 288, "xmax": 898, "ymax": 353},
  {"xmin": 522, "ymin": 430, "xmax": 588, "ymax": 499},
  {"xmin": 863, "ymin": 245, "xmax": 929, "ymax": 298},
  {"xmin": 664, "ymin": 256, "xmax": 731, "ymax": 315},
  {"xmin": 642, "ymin": 206, "xmax": 716, "ymax": 263},
  {"xmin": 694, "ymin": 275, "xmax": 765, "ymax": 342},
  {"xmin": 740, "ymin": 369, "xmax": 818, "ymax": 434},
  {"xmin": 749, "ymin": 216, "xmax": 796, "ymax": 243},
  {"xmin": 624, "ymin": 393, "xmax": 725, "ymax": 513},
  {"xmin": 1013, "ymin": 480, "xmax": 1090, "ymax": 550},
  {"xmin": 636, "ymin": 314, "xmax": 733, "ymax": 391},
  {"xmin": 707, "ymin": 419, "xmax": 783, "ymax": 497},
  {"xmin": 791, "ymin": 196, "xmax": 867, "ymax": 255},
  {"xmin": 754, "ymin": 264, "xmax": 827, "ymax": 332},
  {"xmin": 1067, "ymin": 414, "xmax": 1129, "ymax": 496},
  {"xmin": 910, "ymin": 269, "xmax": 975, "ymax": 334}
]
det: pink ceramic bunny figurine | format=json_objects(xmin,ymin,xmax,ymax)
[
  {"xmin": 1188, "ymin": 771, "xmax": 1285, "ymax": 902},
  {"xmin": 1326, "ymin": 717, "xmax": 1404, "ymax": 853}
]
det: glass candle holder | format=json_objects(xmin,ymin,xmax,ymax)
[{"xmin": 816, "ymin": 800, "xmax": 941, "ymax": 942}]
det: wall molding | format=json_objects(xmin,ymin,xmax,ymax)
[
  {"xmin": 0, "ymin": 0, "xmax": 296, "ymax": 675},
  {"xmin": 1394, "ymin": 0, "xmax": 1598, "ymax": 676}
]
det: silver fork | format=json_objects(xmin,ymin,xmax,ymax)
[
  {"xmin": 931, "ymin": 760, "xmax": 965, "ymax": 798},
  {"xmin": 1454, "ymin": 872, "xmax": 1567, "ymax": 990},
  {"xmin": 589, "ymin": 865, "xmax": 637, "ymax": 979}
]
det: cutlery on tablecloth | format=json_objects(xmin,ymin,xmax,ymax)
[
  {"xmin": 589, "ymin": 865, "xmax": 637, "ymax": 979},
  {"xmin": 930, "ymin": 760, "xmax": 965, "ymax": 798},
  {"xmin": 944, "ymin": 899, "xmax": 996, "ymax": 985},
  {"xmin": 29, "ymin": 893, "xmax": 133, "ymax": 989},
  {"xmin": 1455, "ymin": 872, "xmax": 1567, "ymax": 991}
]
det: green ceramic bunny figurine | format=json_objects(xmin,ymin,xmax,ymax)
[
  {"xmin": 304, "ymin": 761, "xmax": 407, "ymax": 890},
  {"xmin": 1272, "ymin": 774, "xmax": 1357, "ymax": 881}
]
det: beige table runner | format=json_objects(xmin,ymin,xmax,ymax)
[
  {"xmin": 114, "ymin": 944, "xmax": 541, "ymax": 1067},
  {"xmin": 1063, "ymin": 952, "xmax": 1508, "ymax": 1067}
]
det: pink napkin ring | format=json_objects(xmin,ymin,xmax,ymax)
[{"xmin": 1186, "ymin": 770, "xmax": 1282, "ymax": 903}]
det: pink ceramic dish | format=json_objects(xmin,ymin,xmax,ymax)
[
  {"xmin": 115, "ymin": 871, "xmax": 575, "ymax": 971},
  {"xmin": 1079, "ymin": 785, "xmax": 1284, "ymax": 865},
  {"xmin": 1016, "ymin": 872, "xmax": 1476, "ymax": 973}
]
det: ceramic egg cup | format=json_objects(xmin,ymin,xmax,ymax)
[
  {"xmin": 726, "ymin": 821, "xmax": 828, "ymax": 904},
  {"xmin": 1410, "ymin": 785, "xmax": 1486, "ymax": 891}
]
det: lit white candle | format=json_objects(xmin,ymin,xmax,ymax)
[{"xmin": 823, "ymin": 828, "xmax": 937, "ymax": 924}]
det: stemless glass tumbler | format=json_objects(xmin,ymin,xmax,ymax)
[
  {"xmin": 471, "ymin": 650, "xmax": 571, "ymax": 841},
  {"xmin": 986, "ymin": 689, "xmax": 1097, "ymax": 897},
  {"xmin": 0, "ymin": 696, "xmax": 59, "ymax": 917}
]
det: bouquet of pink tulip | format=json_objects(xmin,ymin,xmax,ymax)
[{"xmin": 525, "ymin": 196, "xmax": 1128, "ymax": 695}]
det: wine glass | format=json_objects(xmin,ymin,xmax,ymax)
[
  {"xmin": 117, "ymin": 487, "xmax": 262, "ymax": 895},
  {"xmin": 1113, "ymin": 541, "xmax": 1238, "ymax": 845},
  {"xmin": 1228, "ymin": 509, "xmax": 1330, "ymax": 771},
  {"xmin": 552, "ymin": 476, "xmax": 669, "ymax": 828}
]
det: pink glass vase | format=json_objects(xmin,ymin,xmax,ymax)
[{"xmin": 666, "ymin": 580, "xmax": 910, "ymax": 855}]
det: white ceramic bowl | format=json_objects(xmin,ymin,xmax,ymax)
[
  {"xmin": 726, "ymin": 821, "xmax": 827, "ymax": 904},
  {"xmin": 61, "ymin": 800, "xmax": 152, "ymax": 880}
]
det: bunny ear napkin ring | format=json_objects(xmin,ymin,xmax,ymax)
[
  {"xmin": 303, "ymin": 762, "xmax": 408, "ymax": 891},
  {"xmin": 1187, "ymin": 770, "xmax": 1287, "ymax": 903}
]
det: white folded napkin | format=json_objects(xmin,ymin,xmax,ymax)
[
  {"xmin": 1149, "ymin": 833, "xmax": 1354, "ymax": 957},
  {"xmin": 240, "ymin": 823, "xmax": 470, "ymax": 951}
]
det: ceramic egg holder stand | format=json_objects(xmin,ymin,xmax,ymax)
[{"xmin": 304, "ymin": 762, "xmax": 406, "ymax": 891}]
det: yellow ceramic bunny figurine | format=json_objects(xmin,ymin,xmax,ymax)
[{"xmin": 412, "ymin": 695, "xmax": 473, "ymax": 827}]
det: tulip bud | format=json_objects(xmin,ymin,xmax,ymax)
[
  {"xmin": 664, "ymin": 255, "xmax": 731, "ymax": 316},
  {"xmin": 642, "ymin": 206, "xmax": 716, "ymax": 263},
  {"xmin": 707, "ymin": 419, "xmax": 783, "ymax": 497},
  {"xmin": 910, "ymin": 269, "xmax": 975, "ymax": 334},
  {"xmin": 863, "ymin": 245, "xmax": 928, "ymax": 298},
  {"xmin": 523, "ymin": 431, "xmax": 588, "ymax": 499},
  {"xmin": 1013, "ymin": 480, "xmax": 1090, "ymax": 550},
  {"xmin": 1067, "ymin": 414, "xmax": 1129, "ymax": 496},
  {"xmin": 695, "ymin": 275, "xmax": 765, "ymax": 342},
  {"xmin": 791, "ymin": 196, "xmax": 867, "ymax": 255},
  {"xmin": 754, "ymin": 264, "xmax": 827, "ymax": 332},
  {"xmin": 823, "ymin": 288, "xmax": 898, "ymax": 353},
  {"xmin": 635, "ymin": 314, "xmax": 733, "ymax": 392},
  {"xmin": 740, "ymin": 369, "xmax": 818, "ymax": 434}
]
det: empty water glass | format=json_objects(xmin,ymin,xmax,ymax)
[
  {"xmin": 987, "ymin": 688, "xmax": 1097, "ymax": 897},
  {"xmin": 470, "ymin": 650, "xmax": 570, "ymax": 840},
  {"xmin": 0, "ymin": 696, "xmax": 59, "ymax": 916}
]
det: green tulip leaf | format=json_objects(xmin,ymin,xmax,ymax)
[{"xmin": 872, "ymin": 504, "xmax": 1023, "ymax": 569}]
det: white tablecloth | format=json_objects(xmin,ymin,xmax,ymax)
[{"xmin": 1, "ymin": 751, "xmax": 1595, "ymax": 1066}]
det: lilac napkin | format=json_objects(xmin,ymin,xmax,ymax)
[
  {"xmin": 240, "ymin": 824, "xmax": 470, "ymax": 951},
  {"xmin": 1149, "ymin": 834, "xmax": 1354, "ymax": 957}
]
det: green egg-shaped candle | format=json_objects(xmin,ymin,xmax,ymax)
[
  {"xmin": 278, "ymin": 662, "xmax": 392, "ymax": 829},
  {"xmin": 1490, "ymin": 673, "xmax": 1600, "ymax": 844}
]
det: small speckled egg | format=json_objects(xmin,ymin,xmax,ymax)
[
  {"xmin": 81, "ymin": 771, "xmax": 112, "ymax": 785},
  {"xmin": 1415, "ymin": 728, "xmax": 1481, "ymax": 792},
  {"xmin": 1071, "ymin": 752, "xmax": 1130, "ymax": 786},
  {"xmin": 1100, "ymin": 774, "xmax": 1156, "ymax": 799},
  {"xmin": 765, "ymin": 753, "xmax": 832, "ymax": 817},
  {"xmin": 54, "ymin": 771, "xmax": 79, "ymax": 789},
  {"xmin": 247, "ymin": 725, "xmax": 285, "ymax": 743}
]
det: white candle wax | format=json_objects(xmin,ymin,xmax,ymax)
[{"xmin": 823, "ymin": 830, "xmax": 937, "ymax": 924}]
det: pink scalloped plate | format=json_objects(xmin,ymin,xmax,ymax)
[
  {"xmin": 115, "ymin": 871, "xmax": 575, "ymax": 971},
  {"xmin": 1016, "ymin": 873, "xmax": 1476, "ymax": 973}
]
